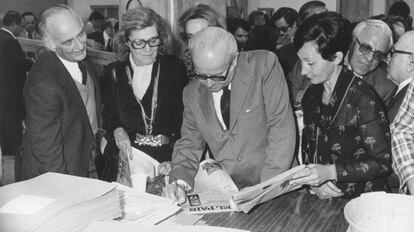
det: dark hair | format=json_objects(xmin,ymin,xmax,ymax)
[
  {"xmin": 272, "ymin": 7, "xmax": 298, "ymax": 27},
  {"xmin": 89, "ymin": 11, "xmax": 104, "ymax": 21},
  {"xmin": 298, "ymin": 1, "xmax": 326, "ymax": 25},
  {"xmin": 248, "ymin": 10, "xmax": 265, "ymax": 27},
  {"xmin": 114, "ymin": 7, "xmax": 170, "ymax": 60},
  {"xmin": 178, "ymin": 4, "xmax": 225, "ymax": 34},
  {"xmin": 387, "ymin": 1, "xmax": 412, "ymax": 30},
  {"xmin": 294, "ymin": 11, "xmax": 351, "ymax": 62},
  {"xmin": 227, "ymin": 17, "xmax": 250, "ymax": 34},
  {"xmin": 245, "ymin": 25, "xmax": 274, "ymax": 52},
  {"xmin": 22, "ymin": 11, "xmax": 35, "ymax": 19},
  {"xmin": 2, "ymin": 10, "xmax": 22, "ymax": 26}
]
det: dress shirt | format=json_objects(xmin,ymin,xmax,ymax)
[
  {"xmin": 212, "ymin": 84, "xmax": 232, "ymax": 130},
  {"xmin": 391, "ymin": 76, "xmax": 414, "ymax": 193},
  {"xmin": 103, "ymin": 30, "xmax": 110, "ymax": 48},
  {"xmin": 57, "ymin": 55, "xmax": 83, "ymax": 84},
  {"xmin": 129, "ymin": 54, "xmax": 153, "ymax": 100}
]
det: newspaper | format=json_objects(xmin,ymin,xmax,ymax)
[{"xmin": 184, "ymin": 160, "xmax": 307, "ymax": 214}]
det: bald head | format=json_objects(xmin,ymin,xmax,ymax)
[
  {"xmin": 189, "ymin": 27, "xmax": 238, "ymax": 74},
  {"xmin": 388, "ymin": 31, "xmax": 414, "ymax": 84},
  {"xmin": 397, "ymin": 31, "xmax": 414, "ymax": 52}
]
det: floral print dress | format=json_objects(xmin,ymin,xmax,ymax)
[{"xmin": 301, "ymin": 67, "xmax": 392, "ymax": 198}]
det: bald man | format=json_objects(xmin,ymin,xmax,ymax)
[
  {"xmin": 164, "ymin": 27, "xmax": 295, "ymax": 204},
  {"xmin": 16, "ymin": 5, "xmax": 101, "ymax": 180},
  {"xmin": 389, "ymin": 31, "xmax": 414, "ymax": 195}
]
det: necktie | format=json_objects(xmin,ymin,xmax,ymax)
[
  {"xmin": 106, "ymin": 38, "xmax": 112, "ymax": 52},
  {"xmin": 221, "ymin": 86, "xmax": 231, "ymax": 129},
  {"xmin": 78, "ymin": 61, "xmax": 87, "ymax": 85}
]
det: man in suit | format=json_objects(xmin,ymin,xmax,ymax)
[
  {"xmin": 18, "ymin": 11, "xmax": 40, "ymax": 40},
  {"xmin": 16, "ymin": 5, "xmax": 102, "ymax": 181},
  {"xmin": 164, "ymin": 27, "xmax": 296, "ymax": 204},
  {"xmin": 0, "ymin": 11, "xmax": 33, "ymax": 157},
  {"xmin": 87, "ymin": 18, "xmax": 117, "ymax": 52}
]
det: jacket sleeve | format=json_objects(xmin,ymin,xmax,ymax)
[
  {"xmin": 335, "ymin": 89, "xmax": 392, "ymax": 182},
  {"xmin": 169, "ymin": 86, "xmax": 205, "ymax": 188},
  {"xmin": 261, "ymin": 53, "xmax": 296, "ymax": 181},
  {"xmin": 101, "ymin": 64, "xmax": 122, "ymax": 137},
  {"xmin": 24, "ymin": 82, "xmax": 67, "ymax": 174}
]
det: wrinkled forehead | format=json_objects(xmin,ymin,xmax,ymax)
[
  {"xmin": 193, "ymin": 49, "xmax": 229, "ymax": 74},
  {"xmin": 354, "ymin": 26, "xmax": 390, "ymax": 53}
]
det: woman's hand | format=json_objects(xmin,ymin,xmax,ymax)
[
  {"xmin": 158, "ymin": 161, "xmax": 171, "ymax": 176},
  {"xmin": 290, "ymin": 164, "xmax": 337, "ymax": 187},
  {"xmin": 311, "ymin": 181, "xmax": 344, "ymax": 199},
  {"xmin": 114, "ymin": 127, "xmax": 132, "ymax": 160}
]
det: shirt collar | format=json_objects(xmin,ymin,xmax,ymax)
[
  {"xmin": 1, "ymin": 28, "xmax": 16, "ymax": 39},
  {"xmin": 57, "ymin": 55, "xmax": 83, "ymax": 84},
  {"xmin": 396, "ymin": 77, "xmax": 412, "ymax": 95},
  {"xmin": 103, "ymin": 30, "xmax": 110, "ymax": 42}
]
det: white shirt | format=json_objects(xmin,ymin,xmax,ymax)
[
  {"xmin": 211, "ymin": 84, "xmax": 232, "ymax": 130},
  {"xmin": 57, "ymin": 55, "xmax": 83, "ymax": 84},
  {"xmin": 103, "ymin": 30, "xmax": 110, "ymax": 48},
  {"xmin": 396, "ymin": 77, "xmax": 412, "ymax": 95},
  {"xmin": 129, "ymin": 54, "xmax": 153, "ymax": 100},
  {"xmin": 1, "ymin": 28, "xmax": 16, "ymax": 39}
]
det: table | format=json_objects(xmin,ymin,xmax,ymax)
[{"xmin": 201, "ymin": 190, "xmax": 350, "ymax": 232}]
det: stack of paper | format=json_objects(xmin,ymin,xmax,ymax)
[{"xmin": 0, "ymin": 172, "xmax": 122, "ymax": 232}]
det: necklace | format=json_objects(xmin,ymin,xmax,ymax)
[{"xmin": 126, "ymin": 61, "xmax": 160, "ymax": 135}]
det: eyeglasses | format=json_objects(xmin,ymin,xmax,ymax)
[
  {"xmin": 276, "ymin": 25, "xmax": 291, "ymax": 33},
  {"xmin": 389, "ymin": 47, "xmax": 413, "ymax": 56},
  {"xmin": 129, "ymin": 37, "xmax": 161, "ymax": 49},
  {"xmin": 355, "ymin": 37, "xmax": 387, "ymax": 62},
  {"xmin": 190, "ymin": 61, "xmax": 232, "ymax": 82}
]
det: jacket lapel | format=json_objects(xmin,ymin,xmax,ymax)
[{"xmin": 229, "ymin": 58, "xmax": 252, "ymax": 132}]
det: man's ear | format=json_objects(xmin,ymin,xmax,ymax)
[
  {"xmin": 43, "ymin": 36, "xmax": 56, "ymax": 52},
  {"xmin": 333, "ymin": 51, "xmax": 343, "ymax": 65},
  {"xmin": 408, "ymin": 56, "xmax": 414, "ymax": 73}
]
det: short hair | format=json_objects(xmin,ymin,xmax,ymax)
[
  {"xmin": 227, "ymin": 17, "xmax": 250, "ymax": 34},
  {"xmin": 89, "ymin": 11, "xmax": 104, "ymax": 21},
  {"xmin": 189, "ymin": 27, "xmax": 238, "ymax": 64},
  {"xmin": 22, "ymin": 11, "xmax": 35, "ymax": 19},
  {"xmin": 370, "ymin": 14, "xmax": 408, "ymax": 43},
  {"xmin": 298, "ymin": 1, "xmax": 326, "ymax": 25},
  {"xmin": 114, "ymin": 7, "xmax": 170, "ymax": 60},
  {"xmin": 2, "ymin": 10, "xmax": 22, "ymax": 26},
  {"xmin": 294, "ymin": 11, "xmax": 351, "ymax": 62},
  {"xmin": 248, "ymin": 10, "xmax": 265, "ymax": 27},
  {"xmin": 271, "ymin": 7, "xmax": 298, "ymax": 26},
  {"xmin": 352, "ymin": 19, "xmax": 393, "ymax": 51},
  {"xmin": 38, "ymin": 5, "xmax": 81, "ymax": 42},
  {"xmin": 388, "ymin": 1, "xmax": 410, "ymax": 18},
  {"xmin": 179, "ymin": 4, "xmax": 226, "ymax": 33}
]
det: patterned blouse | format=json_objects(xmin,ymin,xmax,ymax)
[{"xmin": 301, "ymin": 67, "xmax": 392, "ymax": 198}]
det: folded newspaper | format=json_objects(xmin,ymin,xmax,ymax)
[{"xmin": 185, "ymin": 160, "xmax": 306, "ymax": 214}]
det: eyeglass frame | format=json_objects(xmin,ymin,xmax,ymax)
[
  {"xmin": 355, "ymin": 37, "xmax": 388, "ymax": 62},
  {"xmin": 388, "ymin": 47, "xmax": 413, "ymax": 56},
  {"xmin": 189, "ymin": 55, "xmax": 237, "ymax": 82},
  {"xmin": 275, "ymin": 25, "xmax": 291, "ymax": 33},
  {"xmin": 128, "ymin": 36, "xmax": 161, "ymax": 50}
]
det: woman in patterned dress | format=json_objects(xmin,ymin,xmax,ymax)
[{"xmin": 289, "ymin": 12, "xmax": 392, "ymax": 199}]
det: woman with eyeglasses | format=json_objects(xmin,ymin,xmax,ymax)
[
  {"xmin": 99, "ymin": 7, "xmax": 188, "ymax": 181},
  {"xmin": 289, "ymin": 12, "xmax": 392, "ymax": 199}
]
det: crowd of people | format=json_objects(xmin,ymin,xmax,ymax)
[{"xmin": 2, "ymin": 1, "xmax": 414, "ymax": 203}]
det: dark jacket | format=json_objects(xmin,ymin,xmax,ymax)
[
  {"xmin": 302, "ymin": 67, "xmax": 392, "ymax": 198},
  {"xmin": 386, "ymin": 85, "xmax": 408, "ymax": 123},
  {"xmin": 17, "ymin": 51, "xmax": 101, "ymax": 180},
  {"xmin": 101, "ymin": 54, "xmax": 188, "ymax": 162}
]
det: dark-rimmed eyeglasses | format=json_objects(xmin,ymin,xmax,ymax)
[
  {"xmin": 389, "ymin": 47, "xmax": 413, "ymax": 56},
  {"xmin": 355, "ymin": 37, "xmax": 387, "ymax": 62},
  {"xmin": 275, "ymin": 25, "xmax": 291, "ymax": 33},
  {"xmin": 129, "ymin": 37, "xmax": 161, "ymax": 49},
  {"xmin": 189, "ymin": 61, "xmax": 232, "ymax": 82}
]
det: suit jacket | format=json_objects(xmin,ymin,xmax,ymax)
[
  {"xmin": 101, "ymin": 55, "xmax": 188, "ymax": 162},
  {"xmin": 387, "ymin": 85, "xmax": 408, "ymax": 123},
  {"xmin": 17, "ymin": 51, "xmax": 102, "ymax": 180},
  {"xmin": 0, "ymin": 29, "xmax": 32, "ymax": 118},
  {"xmin": 302, "ymin": 67, "xmax": 392, "ymax": 198},
  {"xmin": 363, "ymin": 64, "xmax": 396, "ymax": 109},
  {"xmin": 170, "ymin": 50, "xmax": 296, "ymax": 188},
  {"xmin": 275, "ymin": 42, "xmax": 298, "ymax": 77}
]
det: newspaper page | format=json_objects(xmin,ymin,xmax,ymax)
[
  {"xmin": 231, "ymin": 165, "xmax": 306, "ymax": 213},
  {"xmin": 183, "ymin": 159, "xmax": 239, "ymax": 214}
]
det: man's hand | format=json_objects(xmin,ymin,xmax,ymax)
[
  {"xmin": 114, "ymin": 127, "xmax": 132, "ymax": 160},
  {"xmin": 162, "ymin": 181, "xmax": 187, "ymax": 205},
  {"xmin": 407, "ymin": 178, "xmax": 414, "ymax": 195},
  {"xmin": 158, "ymin": 162, "xmax": 171, "ymax": 176},
  {"xmin": 311, "ymin": 181, "xmax": 344, "ymax": 199},
  {"xmin": 290, "ymin": 164, "xmax": 337, "ymax": 187}
]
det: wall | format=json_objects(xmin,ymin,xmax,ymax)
[
  {"xmin": 0, "ymin": 0, "xmax": 67, "ymax": 17},
  {"xmin": 67, "ymin": 0, "xmax": 118, "ymax": 23}
]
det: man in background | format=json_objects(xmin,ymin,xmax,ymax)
[
  {"xmin": 17, "ymin": 5, "xmax": 101, "ymax": 181},
  {"xmin": 84, "ymin": 11, "xmax": 104, "ymax": 35},
  {"xmin": 87, "ymin": 18, "xmax": 117, "ymax": 52},
  {"xmin": 18, "ymin": 11, "xmax": 40, "ymax": 40},
  {"xmin": 0, "ymin": 11, "xmax": 32, "ymax": 158}
]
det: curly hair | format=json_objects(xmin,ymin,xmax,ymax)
[{"xmin": 114, "ymin": 7, "xmax": 170, "ymax": 61}]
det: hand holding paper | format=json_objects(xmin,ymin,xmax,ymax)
[{"xmin": 289, "ymin": 164, "xmax": 337, "ymax": 187}]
